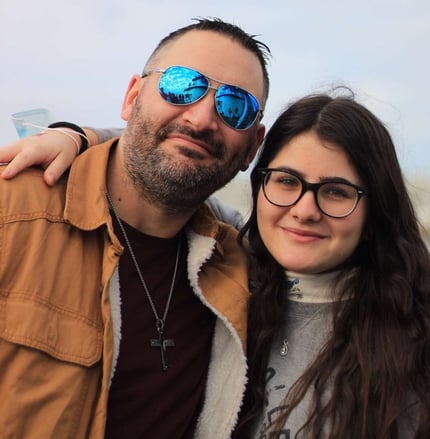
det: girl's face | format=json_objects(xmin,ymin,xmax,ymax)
[{"xmin": 257, "ymin": 130, "xmax": 367, "ymax": 274}]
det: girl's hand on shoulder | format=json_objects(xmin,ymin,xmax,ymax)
[{"xmin": 0, "ymin": 130, "xmax": 79, "ymax": 186}]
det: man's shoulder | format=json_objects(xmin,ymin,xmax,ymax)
[
  {"xmin": 190, "ymin": 202, "xmax": 241, "ymax": 238},
  {"xmin": 0, "ymin": 165, "xmax": 67, "ymax": 217},
  {"xmin": 205, "ymin": 196, "xmax": 244, "ymax": 231},
  {"xmin": 0, "ymin": 165, "xmax": 69, "ymax": 193},
  {"xmin": 189, "ymin": 203, "xmax": 247, "ymax": 263}
]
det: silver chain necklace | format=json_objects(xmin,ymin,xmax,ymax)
[
  {"xmin": 107, "ymin": 191, "xmax": 181, "ymax": 371},
  {"xmin": 280, "ymin": 306, "xmax": 323, "ymax": 357}
]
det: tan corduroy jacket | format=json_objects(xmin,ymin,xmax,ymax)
[{"xmin": 0, "ymin": 140, "xmax": 250, "ymax": 439}]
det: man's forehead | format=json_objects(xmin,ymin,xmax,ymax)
[
  {"xmin": 151, "ymin": 30, "xmax": 265, "ymax": 101},
  {"xmin": 154, "ymin": 30, "xmax": 253, "ymax": 67},
  {"xmin": 162, "ymin": 29, "xmax": 227, "ymax": 49}
]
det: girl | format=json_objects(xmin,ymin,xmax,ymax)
[{"xmin": 237, "ymin": 91, "xmax": 430, "ymax": 438}]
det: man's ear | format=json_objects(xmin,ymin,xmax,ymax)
[
  {"xmin": 120, "ymin": 74, "xmax": 142, "ymax": 121},
  {"xmin": 240, "ymin": 123, "xmax": 265, "ymax": 171}
]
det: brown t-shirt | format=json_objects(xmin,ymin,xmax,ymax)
[{"xmin": 105, "ymin": 219, "xmax": 216, "ymax": 439}]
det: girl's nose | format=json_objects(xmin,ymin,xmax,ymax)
[{"xmin": 288, "ymin": 190, "xmax": 322, "ymax": 222}]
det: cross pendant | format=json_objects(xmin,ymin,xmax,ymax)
[{"xmin": 150, "ymin": 326, "xmax": 175, "ymax": 371}]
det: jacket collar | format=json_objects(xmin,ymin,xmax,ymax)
[{"xmin": 64, "ymin": 138, "xmax": 116, "ymax": 231}]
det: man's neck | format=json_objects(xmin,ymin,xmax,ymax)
[{"xmin": 107, "ymin": 146, "xmax": 195, "ymax": 239}]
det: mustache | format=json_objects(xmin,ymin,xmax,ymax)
[{"xmin": 155, "ymin": 124, "xmax": 226, "ymax": 159}]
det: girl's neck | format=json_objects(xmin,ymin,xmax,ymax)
[{"xmin": 285, "ymin": 270, "xmax": 341, "ymax": 303}]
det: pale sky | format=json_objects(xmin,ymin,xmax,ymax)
[{"xmin": 1, "ymin": 0, "xmax": 429, "ymax": 181}]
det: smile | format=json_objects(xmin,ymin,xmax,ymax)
[
  {"xmin": 166, "ymin": 133, "xmax": 222, "ymax": 159},
  {"xmin": 282, "ymin": 226, "xmax": 326, "ymax": 243}
]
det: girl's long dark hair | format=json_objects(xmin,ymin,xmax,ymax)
[{"xmin": 236, "ymin": 90, "xmax": 430, "ymax": 438}]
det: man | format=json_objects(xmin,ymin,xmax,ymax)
[{"xmin": 0, "ymin": 18, "xmax": 269, "ymax": 439}]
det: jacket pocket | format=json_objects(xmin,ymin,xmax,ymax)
[
  {"xmin": 0, "ymin": 291, "xmax": 102, "ymax": 365},
  {"xmin": 0, "ymin": 292, "xmax": 103, "ymax": 439}
]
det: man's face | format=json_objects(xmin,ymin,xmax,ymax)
[{"xmin": 120, "ymin": 30, "xmax": 266, "ymax": 213}]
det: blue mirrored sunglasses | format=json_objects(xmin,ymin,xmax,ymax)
[{"xmin": 142, "ymin": 65, "xmax": 262, "ymax": 130}]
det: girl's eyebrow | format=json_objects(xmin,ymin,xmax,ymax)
[
  {"xmin": 319, "ymin": 176, "xmax": 357, "ymax": 185},
  {"xmin": 271, "ymin": 166, "xmax": 358, "ymax": 185}
]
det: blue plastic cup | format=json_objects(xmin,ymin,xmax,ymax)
[{"xmin": 11, "ymin": 108, "xmax": 53, "ymax": 138}]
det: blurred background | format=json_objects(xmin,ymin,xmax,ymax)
[{"xmin": 1, "ymin": 0, "xmax": 429, "ymax": 243}]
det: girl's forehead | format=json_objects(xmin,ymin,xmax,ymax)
[{"xmin": 269, "ymin": 132, "xmax": 361, "ymax": 183}]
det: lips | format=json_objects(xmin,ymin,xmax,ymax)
[
  {"xmin": 282, "ymin": 226, "xmax": 326, "ymax": 242},
  {"xmin": 158, "ymin": 122, "xmax": 226, "ymax": 160},
  {"xmin": 168, "ymin": 133, "xmax": 216, "ymax": 157}
]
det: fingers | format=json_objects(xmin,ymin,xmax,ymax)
[
  {"xmin": 0, "ymin": 140, "xmax": 46, "ymax": 179},
  {"xmin": 1, "ymin": 152, "xmax": 38, "ymax": 180},
  {"xmin": 0, "ymin": 131, "xmax": 79, "ymax": 185},
  {"xmin": 42, "ymin": 153, "xmax": 77, "ymax": 186},
  {"xmin": 0, "ymin": 142, "xmax": 27, "ymax": 168}
]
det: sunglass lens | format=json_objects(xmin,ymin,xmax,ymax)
[
  {"xmin": 215, "ymin": 85, "xmax": 259, "ymax": 130},
  {"xmin": 158, "ymin": 66, "xmax": 208, "ymax": 105}
]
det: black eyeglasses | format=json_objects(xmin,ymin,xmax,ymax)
[
  {"xmin": 141, "ymin": 65, "xmax": 262, "ymax": 131},
  {"xmin": 258, "ymin": 168, "xmax": 367, "ymax": 218}
]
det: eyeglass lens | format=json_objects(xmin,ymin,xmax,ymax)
[
  {"xmin": 158, "ymin": 66, "xmax": 260, "ymax": 130},
  {"xmin": 263, "ymin": 170, "xmax": 360, "ymax": 218}
]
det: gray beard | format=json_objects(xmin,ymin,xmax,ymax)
[{"xmin": 122, "ymin": 104, "xmax": 252, "ymax": 215}]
